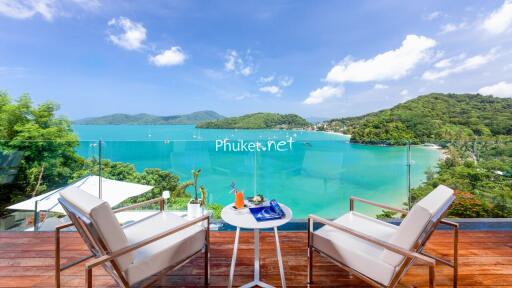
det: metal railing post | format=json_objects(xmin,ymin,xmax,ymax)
[
  {"xmin": 98, "ymin": 139, "xmax": 102, "ymax": 199},
  {"xmin": 407, "ymin": 142, "xmax": 411, "ymax": 210},
  {"xmin": 33, "ymin": 200, "xmax": 39, "ymax": 231}
]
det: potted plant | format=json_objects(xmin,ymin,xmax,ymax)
[
  {"xmin": 187, "ymin": 168, "xmax": 204, "ymax": 218},
  {"xmin": 200, "ymin": 185, "xmax": 207, "ymax": 206}
]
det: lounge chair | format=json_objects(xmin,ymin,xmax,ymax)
[
  {"xmin": 55, "ymin": 187, "xmax": 209, "ymax": 287},
  {"xmin": 307, "ymin": 185, "xmax": 459, "ymax": 288}
]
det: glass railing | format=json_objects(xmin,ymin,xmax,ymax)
[
  {"xmin": 0, "ymin": 140, "xmax": 97, "ymax": 231},
  {"xmin": 409, "ymin": 139, "xmax": 512, "ymax": 219},
  {"xmin": 1, "ymin": 137, "xmax": 511, "ymax": 231}
]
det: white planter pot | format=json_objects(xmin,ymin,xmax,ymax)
[{"xmin": 187, "ymin": 201, "xmax": 202, "ymax": 219}]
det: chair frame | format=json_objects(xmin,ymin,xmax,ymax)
[
  {"xmin": 55, "ymin": 197, "xmax": 210, "ymax": 288},
  {"xmin": 307, "ymin": 195, "xmax": 458, "ymax": 288}
]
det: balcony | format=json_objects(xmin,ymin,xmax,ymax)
[{"xmin": 0, "ymin": 229, "xmax": 510, "ymax": 287}]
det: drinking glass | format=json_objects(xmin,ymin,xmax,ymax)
[{"xmin": 235, "ymin": 191, "xmax": 245, "ymax": 209}]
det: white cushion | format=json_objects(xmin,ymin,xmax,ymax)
[
  {"xmin": 123, "ymin": 212, "xmax": 206, "ymax": 285},
  {"xmin": 380, "ymin": 205, "xmax": 431, "ymax": 266},
  {"xmin": 313, "ymin": 212, "xmax": 398, "ymax": 285},
  {"xmin": 380, "ymin": 185, "xmax": 454, "ymax": 266},
  {"xmin": 59, "ymin": 187, "xmax": 133, "ymax": 270},
  {"xmin": 415, "ymin": 185, "xmax": 454, "ymax": 216}
]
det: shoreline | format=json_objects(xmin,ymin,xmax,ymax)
[
  {"xmin": 420, "ymin": 143, "xmax": 448, "ymax": 160},
  {"xmin": 316, "ymin": 130, "xmax": 448, "ymax": 162},
  {"xmin": 322, "ymin": 130, "xmax": 351, "ymax": 137}
]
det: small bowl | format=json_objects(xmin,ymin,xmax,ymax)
[{"xmin": 248, "ymin": 197, "xmax": 265, "ymax": 206}]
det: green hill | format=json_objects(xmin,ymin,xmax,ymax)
[
  {"xmin": 326, "ymin": 93, "xmax": 512, "ymax": 145},
  {"xmin": 74, "ymin": 110, "xmax": 224, "ymax": 125},
  {"xmin": 196, "ymin": 112, "xmax": 311, "ymax": 129}
]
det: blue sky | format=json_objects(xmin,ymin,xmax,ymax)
[{"xmin": 1, "ymin": 0, "xmax": 512, "ymax": 119}]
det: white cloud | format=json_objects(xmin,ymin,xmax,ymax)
[
  {"xmin": 482, "ymin": 0, "xmax": 512, "ymax": 34},
  {"xmin": 400, "ymin": 89, "xmax": 409, "ymax": 96},
  {"xmin": 107, "ymin": 17, "xmax": 146, "ymax": 51},
  {"xmin": 224, "ymin": 49, "xmax": 254, "ymax": 76},
  {"xmin": 440, "ymin": 22, "xmax": 467, "ymax": 34},
  {"xmin": 0, "ymin": 0, "xmax": 56, "ymax": 21},
  {"xmin": 259, "ymin": 85, "xmax": 282, "ymax": 96},
  {"xmin": 374, "ymin": 83, "xmax": 388, "ymax": 89},
  {"xmin": 0, "ymin": 0, "xmax": 100, "ymax": 21},
  {"xmin": 259, "ymin": 75, "xmax": 275, "ymax": 83},
  {"xmin": 325, "ymin": 35, "xmax": 436, "ymax": 83},
  {"xmin": 478, "ymin": 81, "xmax": 512, "ymax": 98},
  {"xmin": 257, "ymin": 75, "xmax": 293, "ymax": 96},
  {"xmin": 240, "ymin": 66, "xmax": 252, "ymax": 76},
  {"xmin": 426, "ymin": 11, "xmax": 442, "ymax": 21},
  {"xmin": 303, "ymin": 86, "xmax": 344, "ymax": 104},
  {"xmin": 422, "ymin": 49, "xmax": 497, "ymax": 80},
  {"xmin": 259, "ymin": 75, "xmax": 293, "ymax": 87},
  {"xmin": 149, "ymin": 47, "xmax": 186, "ymax": 67},
  {"xmin": 224, "ymin": 50, "xmax": 237, "ymax": 71},
  {"xmin": 433, "ymin": 53, "xmax": 466, "ymax": 68},
  {"xmin": 279, "ymin": 76, "xmax": 294, "ymax": 87},
  {"xmin": 434, "ymin": 58, "xmax": 452, "ymax": 68}
]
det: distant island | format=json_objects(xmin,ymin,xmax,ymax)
[
  {"xmin": 196, "ymin": 112, "xmax": 311, "ymax": 129},
  {"xmin": 74, "ymin": 110, "xmax": 224, "ymax": 125},
  {"xmin": 322, "ymin": 93, "xmax": 512, "ymax": 145}
]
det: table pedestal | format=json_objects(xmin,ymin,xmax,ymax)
[{"xmin": 228, "ymin": 227, "xmax": 286, "ymax": 288}]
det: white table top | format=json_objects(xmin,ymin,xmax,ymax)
[{"xmin": 221, "ymin": 202, "xmax": 292, "ymax": 229}]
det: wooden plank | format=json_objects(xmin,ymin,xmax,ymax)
[{"xmin": 0, "ymin": 231, "xmax": 510, "ymax": 287}]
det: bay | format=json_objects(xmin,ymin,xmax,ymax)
[{"xmin": 73, "ymin": 125, "xmax": 440, "ymax": 218}]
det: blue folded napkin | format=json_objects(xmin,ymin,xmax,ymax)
[{"xmin": 249, "ymin": 200, "xmax": 285, "ymax": 222}]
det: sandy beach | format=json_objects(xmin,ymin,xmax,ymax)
[{"xmin": 323, "ymin": 130, "xmax": 351, "ymax": 137}]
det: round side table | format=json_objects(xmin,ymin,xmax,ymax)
[{"xmin": 221, "ymin": 203, "xmax": 292, "ymax": 288}]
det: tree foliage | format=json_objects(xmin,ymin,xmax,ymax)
[
  {"xmin": 327, "ymin": 93, "xmax": 512, "ymax": 144},
  {"xmin": 0, "ymin": 92, "xmax": 190, "ymax": 216},
  {"xmin": 196, "ymin": 112, "xmax": 310, "ymax": 129},
  {"xmin": 409, "ymin": 142, "xmax": 512, "ymax": 218},
  {"xmin": 0, "ymin": 92, "xmax": 82, "ymax": 211}
]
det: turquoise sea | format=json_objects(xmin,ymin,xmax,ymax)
[{"xmin": 73, "ymin": 125, "xmax": 441, "ymax": 218}]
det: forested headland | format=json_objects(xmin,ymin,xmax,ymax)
[
  {"xmin": 323, "ymin": 93, "xmax": 512, "ymax": 218},
  {"xmin": 196, "ymin": 112, "xmax": 310, "ymax": 129}
]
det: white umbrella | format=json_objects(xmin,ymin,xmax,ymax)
[{"xmin": 7, "ymin": 175, "xmax": 153, "ymax": 213}]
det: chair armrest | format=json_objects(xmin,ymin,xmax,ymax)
[
  {"xmin": 350, "ymin": 196, "xmax": 408, "ymax": 215},
  {"xmin": 308, "ymin": 214, "xmax": 434, "ymax": 266},
  {"xmin": 55, "ymin": 222, "xmax": 74, "ymax": 231},
  {"xmin": 85, "ymin": 214, "xmax": 209, "ymax": 269},
  {"xmin": 113, "ymin": 197, "xmax": 165, "ymax": 214},
  {"xmin": 440, "ymin": 219, "xmax": 459, "ymax": 228}
]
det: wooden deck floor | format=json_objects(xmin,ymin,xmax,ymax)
[{"xmin": 0, "ymin": 230, "xmax": 510, "ymax": 287}]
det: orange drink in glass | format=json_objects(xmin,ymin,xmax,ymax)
[{"xmin": 235, "ymin": 191, "xmax": 245, "ymax": 209}]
